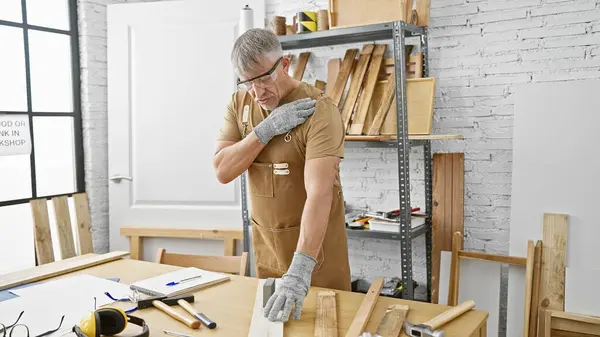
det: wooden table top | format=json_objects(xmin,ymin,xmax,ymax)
[{"xmin": 45, "ymin": 257, "xmax": 488, "ymax": 337}]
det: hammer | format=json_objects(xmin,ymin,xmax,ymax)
[
  {"xmin": 137, "ymin": 294, "xmax": 201, "ymax": 329},
  {"xmin": 404, "ymin": 300, "xmax": 475, "ymax": 337}
]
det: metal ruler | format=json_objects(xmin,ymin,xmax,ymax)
[{"xmin": 241, "ymin": 170, "xmax": 250, "ymax": 254}]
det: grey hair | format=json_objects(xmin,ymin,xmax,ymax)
[{"xmin": 231, "ymin": 28, "xmax": 283, "ymax": 74}]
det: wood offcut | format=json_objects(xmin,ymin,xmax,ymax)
[
  {"xmin": 293, "ymin": 52, "xmax": 311, "ymax": 81},
  {"xmin": 374, "ymin": 304, "xmax": 409, "ymax": 337},
  {"xmin": 326, "ymin": 59, "xmax": 341, "ymax": 97},
  {"xmin": 341, "ymin": 44, "xmax": 375, "ymax": 132},
  {"xmin": 315, "ymin": 291, "xmax": 338, "ymax": 337},
  {"xmin": 529, "ymin": 240, "xmax": 543, "ymax": 337},
  {"xmin": 330, "ymin": 49, "xmax": 359, "ymax": 106}
]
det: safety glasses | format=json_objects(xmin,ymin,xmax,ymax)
[
  {"xmin": 0, "ymin": 311, "xmax": 65, "ymax": 337},
  {"xmin": 236, "ymin": 57, "xmax": 282, "ymax": 91}
]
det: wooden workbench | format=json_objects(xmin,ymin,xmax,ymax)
[{"xmin": 21, "ymin": 257, "xmax": 488, "ymax": 337}]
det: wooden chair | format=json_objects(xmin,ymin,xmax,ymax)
[
  {"xmin": 155, "ymin": 248, "xmax": 249, "ymax": 276},
  {"xmin": 29, "ymin": 193, "xmax": 94, "ymax": 265}
]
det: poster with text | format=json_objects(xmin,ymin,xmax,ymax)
[{"xmin": 0, "ymin": 115, "xmax": 32, "ymax": 156}]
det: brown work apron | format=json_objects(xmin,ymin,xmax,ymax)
[{"xmin": 236, "ymin": 87, "xmax": 352, "ymax": 291}]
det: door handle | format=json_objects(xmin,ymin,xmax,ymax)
[{"xmin": 109, "ymin": 175, "xmax": 132, "ymax": 183}]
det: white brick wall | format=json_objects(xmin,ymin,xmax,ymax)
[{"xmin": 79, "ymin": 0, "xmax": 600, "ymax": 331}]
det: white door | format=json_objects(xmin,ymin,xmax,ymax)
[{"xmin": 107, "ymin": 0, "xmax": 264, "ymax": 262}]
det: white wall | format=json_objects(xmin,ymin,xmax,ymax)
[{"xmin": 78, "ymin": 1, "xmax": 600, "ymax": 334}]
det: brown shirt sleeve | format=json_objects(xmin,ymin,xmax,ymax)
[
  {"xmin": 216, "ymin": 93, "xmax": 242, "ymax": 142},
  {"xmin": 305, "ymin": 97, "xmax": 345, "ymax": 160}
]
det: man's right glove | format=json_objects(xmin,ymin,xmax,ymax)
[{"xmin": 253, "ymin": 97, "xmax": 316, "ymax": 145}]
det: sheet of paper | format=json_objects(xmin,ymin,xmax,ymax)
[{"xmin": 1, "ymin": 275, "xmax": 132, "ymax": 336}]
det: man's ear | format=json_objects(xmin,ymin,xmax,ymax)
[{"xmin": 281, "ymin": 55, "xmax": 291, "ymax": 73}]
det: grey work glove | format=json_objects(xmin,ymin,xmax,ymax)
[
  {"xmin": 263, "ymin": 251, "xmax": 316, "ymax": 322},
  {"xmin": 254, "ymin": 97, "xmax": 316, "ymax": 145}
]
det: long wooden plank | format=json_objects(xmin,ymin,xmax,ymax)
[
  {"xmin": 330, "ymin": 49, "xmax": 359, "ymax": 106},
  {"xmin": 73, "ymin": 193, "xmax": 94, "ymax": 254},
  {"xmin": 374, "ymin": 304, "xmax": 409, "ymax": 337},
  {"xmin": 524, "ymin": 240, "xmax": 535, "ymax": 337},
  {"xmin": 366, "ymin": 76, "xmax": 394, "ymax": 136},
  {"xmin": 0, "ymin": 251, "xmax": 129, "ymax": 291},
  {"xmin": 529, "ymin": 240, "xmax": 543, "ymax": 337},
  {"xmin": 458, "ymin": 251, "xmax": 527, "ymax": 267},
  {"xmin": 53, "ymin": 196, "xmax": 76, "ymax": 259},
  {"xmin": 345, "ymin": 277, "xmax": 384, "ymax": 337},
  {"xmin": 341, "ymin": 44, "xmax": 374, "ymax": 132},
  {"xmin": 348, "ymin": 44, "xmax": 387, "ymax": 135},
  {"xmin": 326, "ymin": 58, "xmax": 341, "ymax": 97},
  {"xmin": 293, "ymin": 52, "xmax": 311, "ymax": 81},
  {"xmin": 248, "ymin": 278, "xmax": 283, "ymax": 337},
  {"xmin": 315, "ymin": 291, "xmax": 338, "ymax": 337},
  {"xmin": 30, "ymin": 199, "xmax": 55, "ymax": 265},
  {"xmin": 539, "ymin": 213, "xmax": 569, "ymax": 337}
]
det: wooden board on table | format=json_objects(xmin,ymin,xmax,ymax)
[
  {"xmin": 539, "ymin": 213, "xmax": 568, "ymax": 337},
  {"xmin": 315, "ymin": 291, "xmax": 338, "ymax": 337},
  {"xmin": 345, "ymin": 278, "xmax": 384, "ymax": 337},
  {"xmin": 30, "ymin": 199, "xmax": 55, "ymax": 265},
  {"xmin": 293, "ymin": 52, "xmax": 311, "ymax": 81},
  {"xmin": 329, "ymin": 0, "xmax": 410, "ymax": 29},
  {"xmin": 439, "ymin": 251, "xmax": 501, "ymax": 337},
  {"xmin": 326, "ymin": 59, "xmax": 341, "ymax": 97},
  {"xmin": 0, "ymin": 251, "xmax": 130, "ymax": 291},
  {"xmin": 431, "ymin": 153, "xmax": 464, "ymax": 304},
  {"xmin": 348, "ymin": 44, "xmax": 387, "ymax": 135},
  {"xmin": 248, "ymin": 278, "xmax": 283, "ymax": 337},
  {"xmin": 330, "ymin": 49, "xmax": 358, "ymax": 106},
  {"xmin": 375, "ymin": 304, "xmax": 409, "ymax": 337},
  {"xmin": 341, "ymin": 44, "xmax": 374, "ymax": 132}
]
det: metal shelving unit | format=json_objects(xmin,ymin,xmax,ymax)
[{"xmin": 241, "ymin": 21, "xmax": 432, "ymax": 301}]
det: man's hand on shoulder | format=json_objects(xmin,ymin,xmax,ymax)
[{"xmin": 254, "ymin": 97, "xmax": 316, "ymax": 145}]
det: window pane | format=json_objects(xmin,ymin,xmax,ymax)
[
  {"xmin": 0, "ymin": 204, "xmax": 36, "ymax": 275},
  {"xmin": 29, "ymin": 31, "xmax": 73, "ymax": 113},
  {"xmin": 0, "ymin": 26, "xmax": 27, "ymax": 111},
  {"xmin": 26, "ymin": 0, "xmax": 70, "ymax": 31},
  {"xmin": 33, "ymin": 116, "xmax": 76, "ymax": 197},
  {"xmin": 0, "ymin": 0, "xmax": 22, "ymax": 23},
  {"xmin": 0, "ymin": 155, "xmax": 32, "ymax": 202}
]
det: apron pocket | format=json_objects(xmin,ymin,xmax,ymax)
[
  {"xmin": 248, "ymin": 162, "xmax": 273, "ymax": 197},
  {"xmin": 251, "ymin": 219, "xmax": 279, "ymax": 274},
  {"xmin": 273, "ymin": 225, "xmax": 325, "ymax": 273}
]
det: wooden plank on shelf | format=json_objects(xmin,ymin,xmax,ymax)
[
  {"xmin": 30, "ymin": 199, "xmax": 55, "ymax": 265},
  {"xmin": 345, "ymin": 278, "xmax": 384, "ymax": 337},
  {"xmin": 416, "ymin": 0, "xmax": 431, "ymax": 26},
  {"xmin": 539, "ymin": 213, "xmax": 569, "ymax": 337},
  {"xmin": 248, "ymin": 278, "xmax": 284, "ymax": 337},
  {"xmin": 341, "ymin": 44, "xmax": 374, "ymax": 132},
  {"xmin": 348, "ymin": 44, "xmax": 387, "ymax": 135},
  {"xmin": 329, "ymin": 0, "xmax": 410, "ymax": 29},
  {"xmin": 315, "ymin": 291, "xmax": 338, "ymax": 337},
  {"xmin": 292, "ymin": 52, "xmax": 311, "ymax": 81},
  {"xmin": 326, "ymin": 58, "xmax": 341, "ymax": 97},
  {"xmin": 379, "ymin": 78, "xmax": 436, "ymax": 136},
  {"xmin": 374, "ymin": 304, "xmax": 409, "ymax": 337},
  {"xmin": 344, "ymin": 134, "xmax": 464, "ymax": 141},
  {"xmin": 330, "ymin": 49, "xmax": 359, "ymax": 106},
  {"xmin": 53, "ymin": 196, "xmax": 77, "ymax": 259},
  {"xmin": 367, "ymin": 75, "xmax": 395, "ymax": 136},
  {"xmin": 0, "ymin": 251, "xmax": 130, "ymax": 291}
]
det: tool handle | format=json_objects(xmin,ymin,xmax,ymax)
[
  {"xmin": 178, "ymin": 299, "xmax": 217, "ymax": 329},
  {"xmin": 424, "ymin": 300, "xmax": 475, "ymax": 330},
  {"xmin": 153, "ymin": 300, "xmax": 200, "ymax": 329}
]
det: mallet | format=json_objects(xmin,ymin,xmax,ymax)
[{"xmin": 404, "ymin": 300, "xmax": 475, "ymax": 337}]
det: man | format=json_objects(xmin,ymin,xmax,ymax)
[{"xmin": 212, "ymin": 28, "xmax": 351, "ymax": 322}]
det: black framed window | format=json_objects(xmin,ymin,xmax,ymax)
[{"xmin": 0, "ymin": 0, "xmax": 84, "ymax": 207}]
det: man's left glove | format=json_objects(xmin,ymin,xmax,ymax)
[{"xmin": 263, "ymin": 251, "xmax": 316, "ymax": 322}]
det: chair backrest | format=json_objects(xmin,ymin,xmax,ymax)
[
  {"xmin": 155, "ymin": 248, "xmax": 249, "ymax": 276},
  {"xmin": 30, "ymin": 193, "xmax": 93, "ymax": 265}
]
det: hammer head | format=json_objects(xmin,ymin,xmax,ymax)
[{"xmin": 403, "ymin": 321, "xmax": 445, "ymax": 337}]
